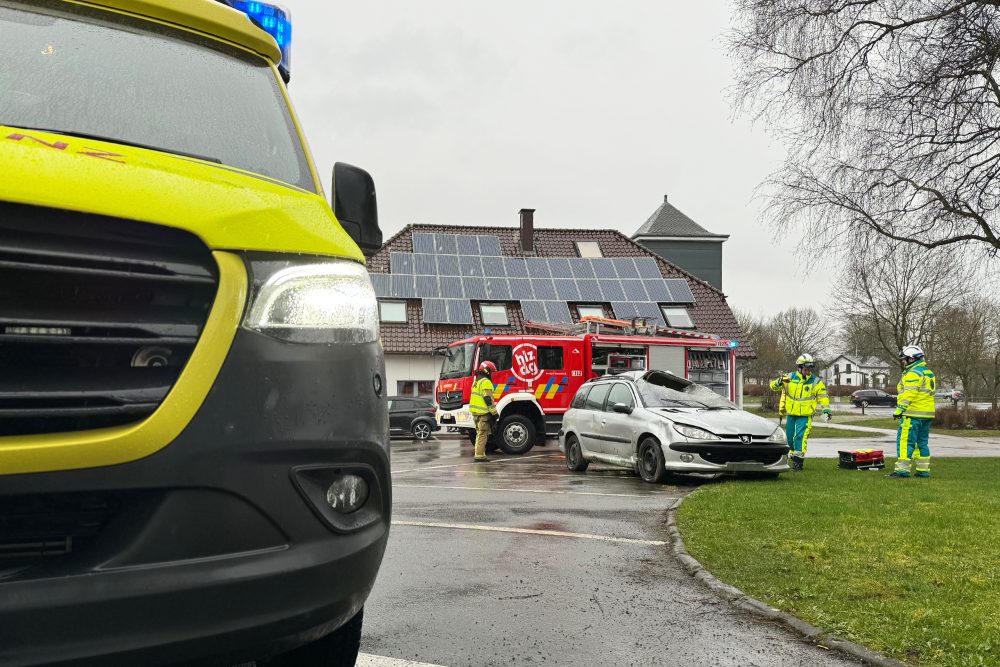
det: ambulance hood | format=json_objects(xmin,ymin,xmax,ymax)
[{"xmin": 0, "ymin": 126, "xmax": 363, "ymax": 261}]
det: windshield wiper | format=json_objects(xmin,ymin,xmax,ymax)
[
  {"xmin": 703, "ymin": 405, "xmax": 735, "ymax": 410},
  {"xmin": 2, "ymin": 124, "xmax": 222, "ymax": 163}
]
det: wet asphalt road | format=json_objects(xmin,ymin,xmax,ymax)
[{"xmin": 360, "ymin": 437, "xmax": 858, "ymax": 667}]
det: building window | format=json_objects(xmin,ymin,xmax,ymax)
[
  {"xmin": 479, "ymin": 303, "xmax": 509, "ymax": 326},
  {"xmin": 379, "ymin": 300, "xmax": 407, "ymax": 323},
  {"xmin": 574, "ymin": 241, "xmax": 603, "ymax": 258},
  {"xmin": 834, "ymin": 363, "xmax": 840, "ymax": 375},
  {"xmin": 396, "ymin": 381, "xmax": 435, "ymax": 397},
  {"xmin": 577, "ymin": 305, "xmax": 604, "ymax": 320},
  {"xmin": 847, "ymin": 363, "xmax": 852, "ymax": 374},
  {"xmin": 660, "ymin": 306, "xmax": 694, "ymax": 329}
]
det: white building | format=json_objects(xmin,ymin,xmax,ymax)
[{"xmin": 820, "ymin": 354, "xmax": 892, "ymax": 388}]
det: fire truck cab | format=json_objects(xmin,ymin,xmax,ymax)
[{"xmin": 436, "ymin": 318, "xmax": 739, "ymax": 454}]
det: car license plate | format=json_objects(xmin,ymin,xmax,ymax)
[{"xmin": 726, "ymin": 462, "xmax": 765, "ymax": 472}]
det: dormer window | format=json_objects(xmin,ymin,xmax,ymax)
[{"xmin": 574, "ymin": 241, "xmax": 603, "ymax": 258}]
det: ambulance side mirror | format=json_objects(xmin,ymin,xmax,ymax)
[
  {"xmin": 333, "ymin": 162, "xmax": 382, "ymax": 256},
  {"xmin": 612, "ymin": 403, "xmax": 633, "ymax": 415}
]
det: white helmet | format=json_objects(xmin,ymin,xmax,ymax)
[
  {"xmin": 795, "ymin": 353, "xmax": 815, "ymax": 367},
  {"xmin": 899, "ymin": 345, "xmax": 925, "ymax": 360}
]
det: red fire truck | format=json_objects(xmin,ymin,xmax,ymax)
[{"xmin": 436, "ymin": 318, "xmax": 739, "ymax": 454}]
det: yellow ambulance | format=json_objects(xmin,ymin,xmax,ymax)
[{"xmin": 0, "ymin": 1, "xmax": 389, "ymax": 665}]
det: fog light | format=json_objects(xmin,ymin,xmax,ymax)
[
  {"xmin": 680, "ymin": 454, "xmax": 694, "ymax": 463},
  {"xmin": 326, "ymin": 475, "xmax": 369, "ymax": 514}
]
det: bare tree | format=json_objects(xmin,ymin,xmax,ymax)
[
  {"xmin": 734, "ymin": 309, "xmax": 786, "ymax": 383},
  {"xmin": 730, "ymin": 1, "xmax": 1000, "ymax": 254},
  {"xmin": 832, "ymin": 239, "xmax": 969, "ymax": 366},
  {"xmin": 771, "ymin": 307, "xmax": 832, "ymax": 362},
  {"xmin": 936, "ymin": 297, "xmax": 994, "ymax": 420},
  {"xmin": 977, "ymin": 298, "xmax": 1000, "ymax": 408}
]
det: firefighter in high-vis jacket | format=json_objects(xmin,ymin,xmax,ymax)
[
  {"xmin": 890, "ymin": 345, "xmax": 936, "ymax": 478},
  {"xmin": 469, "ymin": 361, "xmax": 499, "ymax": 463},
  {"xmin": 770, "ymin": 354, "xmax": 831, "ymax": 471}
]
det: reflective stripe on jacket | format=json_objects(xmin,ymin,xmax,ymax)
[
  {"xmin": 769, "ymin": 371, "xmax": 830, "ymax": 416},
  {"xmin": 896, "ymin": 360, "xmax": 936, "ymax": 418},
  {"xmin": 469, "ymin": 376, "xmax": 496, "ymax": 415}
]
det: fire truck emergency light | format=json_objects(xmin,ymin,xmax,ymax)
[{"xmin": 230, "ymin": 1, "xmax": 292, "ymax": 80}]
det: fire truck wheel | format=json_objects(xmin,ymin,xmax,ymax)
[
  {"xmin": 497, "ymin": 414, "xmax": 536, "ymax": 455},
  {"xmin": 637, "ymin": 437, "xmax": 667, "ymax": 483},
  {"xmin": 565, "ymin": 434, "xmax": 589, "ymax": 472}
]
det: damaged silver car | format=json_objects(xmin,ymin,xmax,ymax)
[{"xmin": 559, "ymin": 370, "xmax": 790, "ymax": 482}]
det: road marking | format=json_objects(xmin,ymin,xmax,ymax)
[
  {"xmin": 392, "ymin": 519, "xmax": 668, "ymax": 546},
  {"xmin": 393, "ymin": 453, "xmax": 550, "ymax": 474},
  {"xmin": 357, "ymin": 654, "xmax": 449, "ymax": 667},
  {"xmin": 394, "ymin": 484, "xmax": 678, "ymax": 500}
]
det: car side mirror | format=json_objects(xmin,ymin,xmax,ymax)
[
  {"xmin": 332, "ymin": 162, "xmax": 382, "ymax": 256},
  {"xmin": 613, "ymin": 403, "xmax": 633, "ymax": 415}
]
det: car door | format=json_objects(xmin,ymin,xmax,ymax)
[
  {"xmin": 600, "ymin": 382, "xmax": 638, "ymax": 459},
  {"xmin": 579, "ymin": 383, "xmax": 611, "ymax": 452},
  {"xmin": 388, "ymin": 399, "xmax": 412, "ymax": 433}
]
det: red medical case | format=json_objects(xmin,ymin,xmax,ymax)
[{"xmin": 838, "ymin": 449, "xmax": 885, "ymax": 470}]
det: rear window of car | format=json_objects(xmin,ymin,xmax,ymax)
[
  {"xmin": 571, "ymin": 386, "xmax": 591, "ymax": 409},
  {"xmin": 585, "ymin": 383, "xmax": 611, "ymax": 410}
]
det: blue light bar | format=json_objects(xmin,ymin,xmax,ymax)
[
  {"xmin": 230, "ymin": 1, "xmax": 292, "ymax": 78},
  {"xmin": 728, "ymin": 340, "xmax": 739, "ymax": 349}
]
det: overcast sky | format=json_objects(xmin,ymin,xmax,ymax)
[{"xmin": 280, "ymin": 0, "xmax": 831, "ymax": 317}]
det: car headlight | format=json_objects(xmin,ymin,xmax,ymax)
[
  {"xmin": 767, "ymin": 427, "xmax": 787, "ymax": 443},
  {"xmin": 244, "ymin": 259, "xmax": 379, "ymax": 344},
  {"xmin": 673, "ymin": 423, "xmax": 716, "ymax": 440}
]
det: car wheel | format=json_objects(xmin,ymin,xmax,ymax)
[
  {"xmin": 637, "ymin": 437, "xmax": 667, "ymax": 484},
  {"xmin": 498, "ymin": 414, "xmax": 536, "ymax": 455},
  {"xmin": 565, "ymin": 434, "xmax": 589, "ymax": 472},
  {"xmin": 262, "ymin": 608, "xmax": 362, "ymax": 667},
  {"xmin": 466, "ymin": 429, "xmax": 477, "ymax": 445},
  {"xmin": 861, "ymin": 400, "xmax": 869, "ymax": 408},
  {"xmin": 411, "ymin": 421, "xmax": 432, "ymax": 440}
]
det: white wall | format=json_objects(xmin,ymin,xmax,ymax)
[{"xmin": 386, "ymin": 354, "xmax": 442, "ymax": 396}]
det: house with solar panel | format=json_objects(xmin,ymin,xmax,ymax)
[{"xmin": 367, "ymin": 208, "xmax": 749, "ymax": 402}]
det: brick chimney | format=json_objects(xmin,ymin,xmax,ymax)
[{"xmin": 519, "ymin": 208, "xmax": 535, "ymax": 254}]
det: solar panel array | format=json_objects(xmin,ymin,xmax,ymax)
[{"xmin": 374, "ymin": 234, "xmax": 696, "ymax": 325}]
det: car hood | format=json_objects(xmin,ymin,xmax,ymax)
[
  {"xmin": 650, "ymin": 408, "xmax": 777, "ymax": 437},
  {"xmin": 0, "ymin": 126, "xmax": 363, "ymax": 260}
]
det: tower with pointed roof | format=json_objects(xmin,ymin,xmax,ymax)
[{"xmin": 632, "ymin": 195, "xmax": 729, "ymax": 290}]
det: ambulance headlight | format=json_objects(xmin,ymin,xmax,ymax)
[{"xmin": 245, "ymin": 259, "xmax": 379, "ymax": 344}]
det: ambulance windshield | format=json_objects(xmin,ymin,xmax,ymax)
[{"xmin": 0, "ymin": 1, "xmax": 314, "ymax": 191}]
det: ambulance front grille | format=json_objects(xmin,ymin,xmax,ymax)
[{"xmin": 0, "ymin": 203, "xmax": 218, "ymax": 436}]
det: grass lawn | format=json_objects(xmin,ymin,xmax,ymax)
[
  {"xmin": 676, "ymin": 458, "xmax": 1000, "ymax": 667},
  {"xmin": 841, "ymin": 417, "xmax": 1000, "ymax": 438}
]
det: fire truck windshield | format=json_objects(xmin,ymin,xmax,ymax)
[{"xmin": 440, "ymin": 342, "xmax": 476, "ymax": 379}]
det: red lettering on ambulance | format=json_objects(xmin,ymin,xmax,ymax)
[
  {"xmin": 6, "ymin": 133, "xmax": 69, "ymax": 151},
  {"xmin": 79, "ymin": 149, "xmax": 126, "ymax": 164}
]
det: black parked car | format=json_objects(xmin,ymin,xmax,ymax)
[
  {"xmin": 388, "ymin": 397, "xmax": 440, "ymax": 440},
  {"xmin": 850, "ymin": 389, "xmax": 896, "ymax": 407}
]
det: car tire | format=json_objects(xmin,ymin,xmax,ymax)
[
  {"xmin": 861, "ymin": 400, "xmax": 869, "ymax": 408},
  {"xmin": 565, "ymin": 434, "xmax": 589, "ymax": 472},
  {"xmin": 411, "ymin": 421, "xmax": 433, "ymax": 441},
  {"xmin": 497, "ymin": 414, "xmax": 536, "ymax": 455},
  {"xmin": 637, "ymin": 437, "xmax": 667, "ymax": 484},
  {"xmin": 466, "ymin": 429, "xmax": 477, "ymax": 445},
  {"xmin": 262, "ymin": 608, "xmax": 362, "ymax": 667}
]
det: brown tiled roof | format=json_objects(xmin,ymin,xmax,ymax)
[{"xmin": 369, "ymin": 224, "xmax": 752, "ymax": 358}]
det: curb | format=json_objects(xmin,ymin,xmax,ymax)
[{"xmin": 666, "ymin": 497, "xmax": 911, "ymax": 667}]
